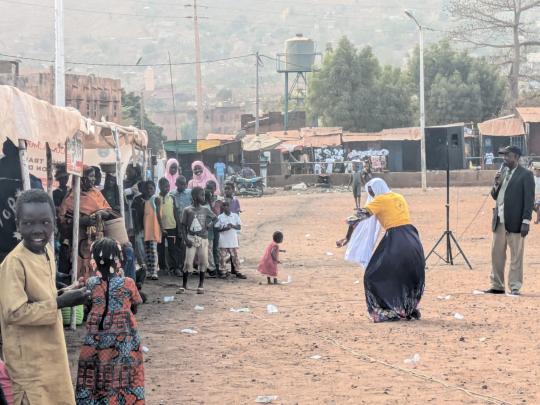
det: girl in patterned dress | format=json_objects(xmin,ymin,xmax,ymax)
[{"xmin": 76, "ymin": 238, "xmax": 145, "ymax": 404}]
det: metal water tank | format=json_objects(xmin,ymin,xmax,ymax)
[{"xmin": 284, "ymin": 34, "xmax": 315, "ymax": 72}]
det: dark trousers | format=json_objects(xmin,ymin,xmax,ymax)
[
  {"xmin": 213, "ymin": 230, "xmax": 220, "ymax": 272},
  {"xmin": 158, "ymin": 228, "xmax": 182, "ymax": 272}
]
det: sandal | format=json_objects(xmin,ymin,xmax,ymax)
[
  {"xmin": 197, "ymin": 287, "xmax": 204, "ymax": 295},
  {"xmin": 176, "ymin": 287, "xmax": 186, "ymax": 294},
  {"xmin": 217, "ymin": 271, "xmax": 228, "ymax": 278}
]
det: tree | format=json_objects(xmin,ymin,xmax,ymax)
[
  {"xmin": 448, "ymin": 0, "xmax": 540, "ymax": 109},
  {"xmin": 122, "ymin": 90, "xmax": 165, "ymax": 152},
  {"xmin": 407, "ymin": 40, "xmax": 506, "ymax": 125},
  {"xmin": 308, "ymin": 36, "xmax": 413, "ymax": 132}
]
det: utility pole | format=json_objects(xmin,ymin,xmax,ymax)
[
  {"xmin": 405, "ymin": 10, "xmax": 427, "ymax": 191},
  {"xmin": 54, "ymin": 0, "xmax": 65, "ymax": 106},
  {"xmin": 186, "ymin": 0, "xmax": 205, "ymax": 139},
  {"xmin": 168, "ymin": 51, "xmax": 179, "ymax": 160},
  {"xmin": 255, "ymin": 51, "xmax": 261, "ymax": 136}
]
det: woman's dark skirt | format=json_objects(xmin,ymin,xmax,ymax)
[{"xmin": 364, "ymin": 224, "xmax": 425, "ymax": 323}]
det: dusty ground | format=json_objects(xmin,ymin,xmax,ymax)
[{"xmin": 66, "ymin": 187, "xmax": 540, "ymax": 404}]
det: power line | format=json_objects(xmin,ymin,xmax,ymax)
[
  {"xmin": 0, "ymin": 0, "xmax": 190, "ymax": 20},
  {"xmin": 0, "ymin": 51, "xmax": 255, "ymax": 67}
]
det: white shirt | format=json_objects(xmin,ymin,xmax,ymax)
[
  {"xmin": 535, "ymin": 176, "xmax": 540, "ymax": 197},
  {"xmin": 216, "ymin": 213, "xmax": 241, "ymax": 248}
]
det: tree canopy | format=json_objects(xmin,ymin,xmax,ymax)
[
  {"xmin": 122, "ymin": 90, "xmax": 165, "ymax": 153},
  {"xmin": 308, "ymin": 37, "xmax": 412, "ymax": 132},
  {"xmin": 307, "ymin": 37, "xmax": 506, "ymax": 131},
  {"xmin": 407, "ymin": 40, "xmax": 506, "ymax": 125}
]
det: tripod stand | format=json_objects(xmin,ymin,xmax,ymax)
[{"xmin": 425, "ymin": 136, "xmax": 472, "ymax": 269}]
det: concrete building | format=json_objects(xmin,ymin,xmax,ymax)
[{"xmin": 0, "ymin": 61, "xmax": 122, "ymax": 123}]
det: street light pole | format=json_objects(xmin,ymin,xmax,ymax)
[
  {"xmin": 54, "ymin": 0, "xmax": 65, "ymax": 106},
  {"xmin": 405, "ymin": 10, "xmax": 427, "ymax": 191}
]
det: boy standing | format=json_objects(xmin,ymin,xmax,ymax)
[
  {"xmin": 216, "ymin": 201, "xmax": 246, "ymax": 279},
  {"xmin": 171, "ymin": 175, "xmax": 192, "ymax": 272},
  {"xmin": 0, "ymin": 190, "xmax": 89, "ymax": 405},
  {"xmin": 348, "ymin": 161, "xmax": 364, "ymax": 208},
  {"xmin": 179, "ymin": 187, "xmax": 216, "ymax": 294},
  {"xmin": 223, "ymin": 182, "xmax": 241, "ymax": 215},
  {"xmin": 157, "ymin": 177, "xmax": 181, "ymax": 275}
]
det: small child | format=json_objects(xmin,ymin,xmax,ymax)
[
  {"xmin": 223, "ymin": 182, "xmax": 241, "ymax": 215},
  {"xmin": 257, "ymin": 231, "xmax": 285, "ymax": 284},
  {"xmin": 179, "ymin": 187, "xmax": 216, "ymax": 294},
  {"xmin": 216, "ymin": 201, "xmax": 246, "ymax": 279},
  {"xmin": 348, "ymin": 162, "xmax": 364, "ymax": 208},
  {"xmin": 76, "ymin": 238, "xmax": 145, "ymax": 404},
  {"xmin": 140, "ymin": 181, "xmax": 162, "ymax": 280}
]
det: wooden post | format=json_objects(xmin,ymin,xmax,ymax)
[
  {"xmin": 46, "ymin": 144, "xmax": 54, "ymax": 249},
  {"xmin": 69, "ymin": 175, "xmax": 81, "ymax": 330},
  {"xmin": 142, "ymin": 149, "xmax": 148, "ymax": 181},
  {"xmin": 18, "ymin": 140, "xmax": 31, "ymax": 190},
  {"xmin": 113, "ymin": 128, "xmax": 125, "ymax": 220}
]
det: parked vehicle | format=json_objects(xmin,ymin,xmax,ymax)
[{"xmin": 230, "ymin": 175, "xmax": 264, "ymax": 197}]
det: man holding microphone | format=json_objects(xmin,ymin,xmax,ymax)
[{"xmin": 486, "ymin": 146, "xmax": 535, "ymax": 295}]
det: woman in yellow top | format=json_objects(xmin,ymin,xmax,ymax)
[{"xmin": 337, "ymin": 178, "xmax": 425, "ymax": 322}]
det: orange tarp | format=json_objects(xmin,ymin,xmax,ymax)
[{"xmin": 478, "ymin": 117, "xmax": 525, "ymax": 137}]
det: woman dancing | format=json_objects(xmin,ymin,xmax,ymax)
[{"xmin": 337, "ymin": 178, "xmax": 425, "ymax": 323}]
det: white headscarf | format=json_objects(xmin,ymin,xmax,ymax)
[{"xmin": 344, "ymin": 178, "xmax": 391, "ymax": 268}]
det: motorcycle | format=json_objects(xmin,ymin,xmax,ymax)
[{"xmin": 230, "ymin": 175, "xmax": 264, "ymax": 197}]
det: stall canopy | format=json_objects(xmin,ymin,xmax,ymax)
[
  {"xmin": 0, "ymin": 85, "xmax": 82, "ymax": 148},
  {"xmin": 164, "ymin": 139, "xmax": 221, "ymax": 154},
  {"xmin": 516, "ymin": 107, "xmax": 540, "ymax": 123},
  {"xmin": 343, "ymin": 127, "xmax": 421, "ymax": 143},
  {"xmin": 478, "ymin": 116, "xmax": 525, "ymax": 137},
  {"xmin": 206, "ymin": 133, "xmax": 238, "ymax": 142},
  {"xmin": 242, "ymin": 134, "xmax": 283, "ymax": 151},
  {"xmin": 0, "ymin": 85, "xmax": 148, "ymax": 149}
]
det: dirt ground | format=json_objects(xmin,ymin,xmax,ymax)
[{"xmin": 66, "ymin": 187, "xmax": 540, "ymax": 404}]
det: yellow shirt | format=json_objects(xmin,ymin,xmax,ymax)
[
  {"xmin": 159, "ymin": 193, "xmax": 177, "ymax": 230},
  {"xmin": 0, "ymin": 243, "xmax": 75, "ymax": 405},
  {"xmin": 365, "ymin": 192, "xmax": 411, "ymax": 230}
]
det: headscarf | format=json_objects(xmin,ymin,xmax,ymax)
[
  {"xmin": 344, "ymin": 178, "xmax": 390, "ymax": 268},
  {"xmin": 188, "ymin": 160, "xmax": 221, "ymax": 194},
  {"xmin": 165, "ymin": 158, "xmax": 180, "ymax": 188}
]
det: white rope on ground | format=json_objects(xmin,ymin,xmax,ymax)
[{"xmin": 242, "ymin": 310, "xmax": 513, "ymax": 405}]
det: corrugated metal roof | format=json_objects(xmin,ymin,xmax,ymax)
[
  {"xmin": 517, "ymin": 107, "xmax": 540, "ymax": 123},
  {"xmin": 242, "ymin": 134, "xmax": 283, "ymax": 151},
  {"xmin": 343, "ymin": 127, "xmax": 421, "ymax": 143},
  {"xmin": 478, "ymin": 117, "xmax": 525, "ymax": 137},
  {"xmin": 164, "ymin": 140, "xmax": 198, "ymax": 154},
  {"xmin": 206, "ymin": 133, "xmax": 237, "ymax": 141},
  {"xmin": 197, "ymin": 140, "xmax": 221, "ymax": 152},
  {"xmin": 301, "ymin": 127, "xmax": 342, "ymax": 137},
  {"xmin": 266, "ymin": 130, "xmax": 302, "ymax": 141},
  {"xmin": 303, "ymin": 134, "xmax": 342, "ymax": 147}
]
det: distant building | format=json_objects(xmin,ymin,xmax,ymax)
[
  {"xmin": 241, "ymin": 111, "xmax": 306, "ymax": 134},
  {"xmin": 0, "ymin": 61, "xmax": 122, "ymax": 123},
  {"xmin": 204, "ymin": 105, "xmax": 243, "ymax": 135}
]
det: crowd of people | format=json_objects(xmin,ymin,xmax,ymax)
[
  {"xmin": 1, "ymin": 141, "xmax": 538, "ymax": 404},
  {"xmin": 0, "ymin": 152, "xmax": 258, "ymax": 405}
]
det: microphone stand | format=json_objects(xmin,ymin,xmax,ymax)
[{"xmin": 425, "ymin": 135, "xmax": 473, "ymax": 269}]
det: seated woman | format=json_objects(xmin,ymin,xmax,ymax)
[
  {"xmin": 58, "ymin": 166, "xmax": 118, "ymax": 280},
  {"xmin": 337, "ymin": 178, "xmax": 425, "ymax": 323}
]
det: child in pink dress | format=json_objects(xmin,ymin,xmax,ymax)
[{"xmin": 257, "ymin": 231, "xmax": 284, "ymax": 284}]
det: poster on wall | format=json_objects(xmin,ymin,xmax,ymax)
[
  {"xmin": 26, "ymin": 141, "xmax": 65, "ymax": 188},
  {"xmin": 65, "ymin": 132, "xmax": 84, "ymax": 176}
]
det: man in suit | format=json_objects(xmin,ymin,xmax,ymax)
[{"xmin": 486, "ymin": 145, "xmax": 535, "ymax": 295}]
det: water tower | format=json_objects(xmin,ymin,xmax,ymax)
[{"xmin": 276, "ymin": 34, "xmax": 319, "ymax": 130}]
